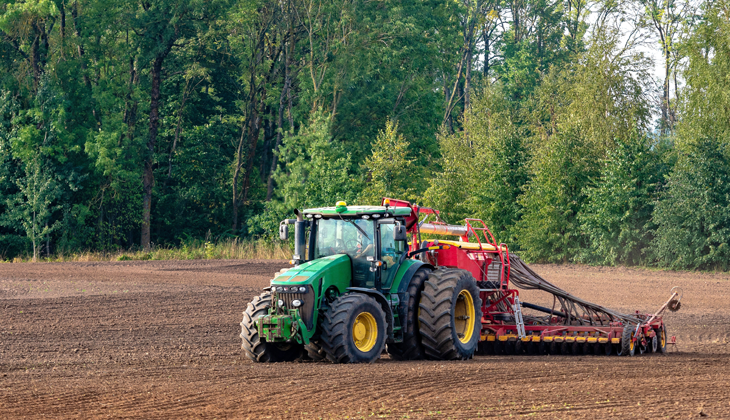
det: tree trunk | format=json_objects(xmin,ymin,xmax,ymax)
[
  {"xmin": 141, "ymin": 55, "xmax": 165, "ymax": 251},
  {"xmin": 124, "ymin": 54, "xmax": 139, "ymax": 143},
  {"xmin": 231, "ymin": 124, "xmax": 246, "ymax": 231},
  {"xmin": 266, "ymin": 62, "xmax": 291, "ymax": 201},
  {"xmin": 241, "ymin": 102, "xmax": 261, "ymax": 208}
]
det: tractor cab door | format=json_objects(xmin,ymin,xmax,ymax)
[{"xmin": 378, "ymin": 219, "xmax": 406, "ymax": 290}]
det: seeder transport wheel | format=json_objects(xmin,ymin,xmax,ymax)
[
  {"xmin": 320, "ymin": 293, "xmax": 387, "ymax": 363},
  {"xmin": 387, "ymin": 267, "xmax": 431, "ymax": 361},
  {"xmin": 478, "ymin": 340, "xmax": 495, "ymax": 355},
  {"xmin": 418, "ymin": 269, "xmax": 482, "ymax": 360},
  {"xmin": 507, "ymin": 340, "xmax": 518, "ymax": 355},
  {"xmin": 240, "ymin": 292, "xmax": 304, "ymax": 363},
  {"xmin": 649, "ymin": 334, "xmax": 658, "ymax": 353},
  {"xmin": 658, "ymin": 325, "xmax": 668, "ymax": 354},
  {"xmin": 620, "ymin": 324, "xmax": 638, "ymax": 357}
]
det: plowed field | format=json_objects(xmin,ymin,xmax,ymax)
[{"xmin": 1, "ymin": 260, "xmax": 728, "ymax": 419}]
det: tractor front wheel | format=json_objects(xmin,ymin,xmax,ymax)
[
  {"xmin": 240, "ymin": 292, "xmax": 304, "ymax": 362},
  {"xmin": 320, "ymin": 293, "xmax": 387, "ymax": 363},
  {"xmin": 418, "ymin": 268, "xmax": 482, "ymax": 360}
]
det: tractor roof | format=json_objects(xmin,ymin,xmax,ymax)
[{"xmin": 303, "ymin": 205, "xmax": 412, "ymax": 217}]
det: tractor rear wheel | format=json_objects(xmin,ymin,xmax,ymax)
[
  {"xmin": 387, "ymin": 267, "xmax": 431, "ymax": 360},
  {"xmin": 418, "ymin": 269, "xmax": 482, "ymax": 360},
  {"xmin": 418, "ymin": 268, "xmax": 482, "ymax": 360},
  {"xmin": 240, "ymin": 292, "xmax": 304, "ymax": 362},
  {"xmin": 319, "ymin": 293, "xmax": 387, "ymax": 363}
]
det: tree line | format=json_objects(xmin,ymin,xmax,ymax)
[{"xmin": 0, "ymin": 0, "xmax": 728, "ymax": 270}]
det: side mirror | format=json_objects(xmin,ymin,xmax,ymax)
[
  {"xmin": 279, "ymin": 223, "xmax": 289, "ymax": 241},
  {"xmin": 394, "ymin": 223, "xmax": 407, "ymax": 241}
]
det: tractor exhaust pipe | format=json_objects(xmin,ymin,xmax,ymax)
[{"xmin": 293, "ymin": 209, "xmax": 306, "ymax": 264}]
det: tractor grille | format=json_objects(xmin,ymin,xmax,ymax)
[{"xmin": 279, "ymin": 287, "xmax": 315, "ymax": 329}]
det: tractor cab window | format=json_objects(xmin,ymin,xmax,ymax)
[
  {"xmin": 379, "ymin": 219, "xmax": 406, "ymax": 289},
  {"xmin": 315, "ymin": 217, "xmax": 376, "ymax": 288},
  {"xmin": 314, "ymin": 218, "xmax": 375, "ymax": 259}
]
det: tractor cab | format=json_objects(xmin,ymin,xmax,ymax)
[{"xmin": 284, "ymin": 200, "xmax": 410, "ymax": 290}]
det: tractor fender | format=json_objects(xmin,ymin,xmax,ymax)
[
  {"xmin": 396, "ymin": 261, "xmax": 435, "ymax": 294},
  {"xmin": 394, "ymin": 261, "xmax": 434, "ymax": 336},
  {"xmin": 346, "ymin": 287, "xmax": 394, "ymax": 340}
]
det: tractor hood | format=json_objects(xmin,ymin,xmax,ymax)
[{"xmin": 271, "ymin": 254, "xmax": 352, "ymax": 287}]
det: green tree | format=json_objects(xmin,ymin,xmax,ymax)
[
  {"xmin": 359, "ymin": 119, "xmax": 417, "ymax": 205},
  {"xmin": 578, "ymin": 136, "xmax": 665, "ymax": 266},
  {"xmin": 2, "ymin": 156, "xmax": 59, "ymax": 261},
  {"xmin": 652, "ymin": 138, "xmax": 730, "ymax": 270},
  {"xmin": 516, "ymin": 30, "xmax": 651, "ymax": 262},
  {"xmin": 425, "ymin": 82, "xmax": 527, "ymax": 242},
  {"xmin": 651, "ymin": 2, "xmax": 730, "ymax": 270},
  {"xmin": 248, "ymin": 111, "xmax": 359, "ymax": 237}
]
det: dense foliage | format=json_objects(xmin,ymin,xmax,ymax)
[{"xmin": 0, "ymin": 0, "xmax": 727, "ymax": 270}]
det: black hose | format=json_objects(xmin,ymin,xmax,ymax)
[{"xmin": 521, "ymin": 301, "xmax": 569, "ymax": 319}]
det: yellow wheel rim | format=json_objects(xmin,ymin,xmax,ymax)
[
  {"xmin": 629, "ymin": 332, "xmax": 635, "ymax": 352},
  {"xmin": 660, "ymin": 329, "xmax": 666, "ymax": 348},
  {"xmin": 353, "ymin": 312, "xmax": 378, "ymax": 352},
  {"xmin": 455, "ymin": 290, "xmax": 476, "ymax": 344}
]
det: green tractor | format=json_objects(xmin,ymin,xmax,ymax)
[{"xmin": 240, "ymin": 200, "xmax": 482, "ymax": 363}]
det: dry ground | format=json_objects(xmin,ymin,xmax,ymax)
[{"xmin": 1, "ymin": 259, "xmax": 728, "ymax": 419}]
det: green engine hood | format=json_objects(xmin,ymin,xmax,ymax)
[{"xmin": 272, "ymin": 254, "xmax": 352, "ymax": 288}]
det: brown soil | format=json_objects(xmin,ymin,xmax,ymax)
[{"xmin": 1, "ymin": 260, "xmax": 728, "ymax": 419}]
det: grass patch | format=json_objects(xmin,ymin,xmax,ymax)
[{"xmin": 7, "ymin": 239, "xmax": 293, "ymax": 263}]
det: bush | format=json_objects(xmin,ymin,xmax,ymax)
[
  {"xmin": 578, "ymin": 136, "xmax": 665, "ymax": 265},
  {"xmin": 652, "ymin": 138, "xmax": 730, "ymax": 270}
]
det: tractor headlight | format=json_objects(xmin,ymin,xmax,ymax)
[
  {"xmin": 276, "ymin": 287, "xmax": 284, "ymax": 293},
  {"xmin": 292, "ymin": 299, "xmax": 302, "ymax": 308},
  {"xmin": 298, "ymin": 286, "xmax": 307, "ymax": 293},
  {"xmin": 277, "ymin": 299, "xmax": 285, "ymax": 307},
  {"xmin": 289, "ymin": 286, "xmax": 298, "ymax": 292}
]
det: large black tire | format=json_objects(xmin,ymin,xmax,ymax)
[
  {"xmin": 240, "ymin": 292, "xmax": 304, "ymax": 362},
  {"xmin": 418, "ymin": 269, "xmax": 482, "ymax": 360},
  {"xmin": 387, "ymin": 267, "xmax": 432, "ymax": 360},
  {"xmin": 319, "ymin": 293, "xmax": 387, "ymax": 363},
  {"xmin": 658, "ymin": 324, "xmax": 668, "ymax": 354},
  {"xmin": 620, "ymin": 324, "xmax": 637, "ymax": 357}
]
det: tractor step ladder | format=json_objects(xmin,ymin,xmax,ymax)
[{"xmin": 513, "ymin": 296, "xmax": 526, "ymax": 339}]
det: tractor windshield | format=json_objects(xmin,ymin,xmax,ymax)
[{"xmin": 314, "ymin": 218, "xmax": 375, "ymax": 259}]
